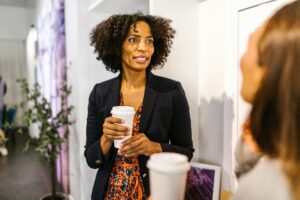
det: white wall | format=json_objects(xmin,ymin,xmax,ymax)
[
  {"xmin": 65, "ymin": 1, "xmax": 90, "ymax": 199},
  {"xmin": 198, "ymin": 0, "xmax": 238, "ymax": 192},
  {"xmin": 0, "ymin": 5, "xmax": 33, "ymax": 40}
]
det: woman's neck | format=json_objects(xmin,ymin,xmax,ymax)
[{"xmin": 121, "ymin": 69, "xmax": 146, "ymax": 91}]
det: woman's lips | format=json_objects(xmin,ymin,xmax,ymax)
[{"xmin": 133, "ymin": 56, "xmax": 148, "ymax": 64}]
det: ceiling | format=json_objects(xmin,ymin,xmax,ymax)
[{"xmin": 0, "ymin": 0, "xmax": 36, "ymax": 8}]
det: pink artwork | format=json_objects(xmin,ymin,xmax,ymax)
[
  {"xmin": 185, "ymin": 163, "xmax": 221, "ymax": 200},
  {"xmin": 36, "ymin": 0, "xmax": 69, "ymax": 194}
]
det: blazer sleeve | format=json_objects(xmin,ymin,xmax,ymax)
[
  {"xmin": 84, "ymin": 85, "xmax": 106, "ymax": 169},
  {"xmin": 160, "ymin": 82, "xmax": 194, "ymax": 161}
]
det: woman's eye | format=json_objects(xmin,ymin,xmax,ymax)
[
  {"xmin": 128, "ymin": 37, "xmax": 137, "ymax": 43},
  {"xmin": 146, "ymin": 39, "xmax": 154, "ymax": 44}
]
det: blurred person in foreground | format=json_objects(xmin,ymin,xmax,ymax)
[
  {"xmin": 233, "ymin": 1, "xmax": 300, "ymax": 199},
  {"xmin": 84, "ymin": 13, "xmax": 194, "ymax": 200}
]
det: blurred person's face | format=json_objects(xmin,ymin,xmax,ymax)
[
  {"xmin": 240, "ymin": 25, "xmax": 266, "ymax": 103},
  {"xmin": 121, "ymin": 21, "xmax": 154, "ymax": 72}
]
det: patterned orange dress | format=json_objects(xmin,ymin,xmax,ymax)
[{"xmin": 104, "ymin": 93, "xmax": 147, "ymax": 200}]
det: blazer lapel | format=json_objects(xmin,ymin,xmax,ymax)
[
  {"xmin": 139, "ymin": 72, "xmax": 158, "ymax": 132},
  {"xmin": 104, "ymin": 75, "xmax": 121, "ymax": 114}
]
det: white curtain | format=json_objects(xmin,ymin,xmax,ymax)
[{"xmin": 0, "ymin": 39, "xmax": 27, "ymax": 125}]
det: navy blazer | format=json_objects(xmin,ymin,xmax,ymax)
[{"xmin": 84, "ymin": 72, "xmax": 194, "ymax": 200}]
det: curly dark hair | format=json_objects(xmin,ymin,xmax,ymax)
[{"xmin": 90, "ymin": 13, "xmax": 176, "ymax": 73}]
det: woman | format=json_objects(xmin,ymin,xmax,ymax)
[
  {"xmin": 84, "ymin": 13, "xmax": 194, "ymax": 200},
  {"xmin": 233, "ymin": 1, "xmax": 300, "ymax": 199}
]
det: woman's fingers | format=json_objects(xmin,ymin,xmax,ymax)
[
  {"xmin": 120, "ymin": 137, "xmax": 144, "ymax": 155},
  {"xmin": 105, "ymin": 116, "xmax": 124, "ymax": 124},
  {"xmin": 103, "ymin": 128, "xmax": 127, "ymax": 140},
  {"xmin": 118, "ymin": 134, "xmax": 149, "ymax": 156},
  {"xmin": 102, "ymin": 116, "xmax": 130, "ymax": 141},
  {"xmin": 125, "ymin": 149, "xmax": 145, "ymax": 157},
  {"xmin": 103, "ymin": 122, "xmax": 130, "ymax": 133}
]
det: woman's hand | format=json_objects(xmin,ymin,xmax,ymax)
[
  {"xmin": 102, "ymin": 116, "xmax": 130, "ymax": 141},
  {"xmin": 118, "ymin": 133, "xmax": 162, "ymax": 157},
  {"xmin": 100, "ymin": 116, "xmax": 130, "ymax": 155}
]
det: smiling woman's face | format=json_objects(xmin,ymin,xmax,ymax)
[{"xmin": 121, "ymin": 20, "xmax": 155, "ymax": 72}]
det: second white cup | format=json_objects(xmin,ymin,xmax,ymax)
[
  {"xmin": 147, "ymin": 152, "xmax": 190, "ymax": 200},
  {"xmin": 111, "ymin": 106, "xmax": 135, "ymax": 148}
]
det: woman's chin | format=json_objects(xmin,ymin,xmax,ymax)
[
  {"xmin": 241, "ymin": 90, "xmax": 253, "ymax": 104},
  {"xmin": 126, "ymin": 65, "xmax": 149, "ymax": 72}
]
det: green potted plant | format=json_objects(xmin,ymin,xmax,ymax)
[{"xmin": 18, "ymin": 76, "xmax": 73, "ymax": 200}]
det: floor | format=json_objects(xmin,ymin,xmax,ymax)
[{"xmin": 0, "ymin": 132, "xmax": 53, "ymax": 200}]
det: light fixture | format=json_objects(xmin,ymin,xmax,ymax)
[{"xmin": 27, "ymin": 24, "xmax": 38, "ymax": 42}]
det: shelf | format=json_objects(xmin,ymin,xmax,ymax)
[{"xmin": 88, "ymin": 0, "xmax": 148, "ymax": 13}]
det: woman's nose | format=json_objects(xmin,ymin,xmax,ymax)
[{"xmin": 137, "ymin": 40, "xmax": 147, "ymax": 51}]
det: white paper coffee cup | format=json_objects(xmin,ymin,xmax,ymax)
[
  {"xmin": 111, "ymin": 106, "xmax": 135, "ymax": 148},
  {"xmin": 147, "ymin": 153, "xmax": 190, "ymax": 200}
]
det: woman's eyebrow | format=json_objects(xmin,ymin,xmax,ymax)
[
  {"xmin": 128, "ymin": 34, "xmax": 140, "ymax": 37},
  {"xmin": 128, "ymin": 34, "xmax": 153, "ymax": 38}
]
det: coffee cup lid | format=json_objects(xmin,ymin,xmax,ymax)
[
  {"xmin": 147, "ymin": 153, "xmax": 190, "ymax": 173},
  {"xmin": 111, "ymin": 106, "xmax": 135, "ymax": 115}
]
